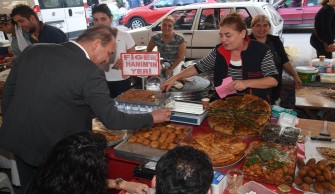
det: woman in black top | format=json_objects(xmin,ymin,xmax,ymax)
[
  {"xmin": 249, "ymin": 15, "xmax": 302, "ymax": 105},
  {"xmin": 310, "ymin": 0, "xmax": 335, "ymax": 58}
]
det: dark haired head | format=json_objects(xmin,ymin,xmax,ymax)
[
  {"xmin": 321, "ymin": 0, "xmax": 329, "ymax": 5},
  {"xmin": 92, "ymin": 4, "xmax": 113, "ymax": 17},
  {"xmin": 10, "ymin": 4, "xmax": 39, "ymax": 21},
  {"xmin": 220, "ymin": 13, "xmax": 247, "ymax": 39},
  {"xmin": 156, "ymin": 146, "xmax": 214, "ymax": 194},
  {"xmin": 76, "ymin": 24, "xmax": 116, "ymax": 47},
  {"xmin": 29, "ymin": 131, "xmax": 108, "ymax": 194}
]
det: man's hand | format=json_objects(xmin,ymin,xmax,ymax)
[
  {"xmin": 112, "ymin": 59, "xmax": 122, "ymax": 70},
  {"xmin": 151, "ymin": 108, "xmax": 172, "ymax": 123}
]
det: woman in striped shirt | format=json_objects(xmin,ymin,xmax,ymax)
[{"xmin": 160, "ymin": 13, "xmax": 278, "ymax": 103}]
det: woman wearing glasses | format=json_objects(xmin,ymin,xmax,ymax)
[
  {"xmin": 249, "ymin": 15, "xmax": 302, "ymax": 105},
  {"xmin": 147, "ymin": 16, "xmax": 186, "ymax": 76}
]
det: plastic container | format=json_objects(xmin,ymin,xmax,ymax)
[
  {"xmin": 295, "ymin": 66, "xmax": 318, "ymax": 83},
  {"xmin": 242, "ymin": 141, "xmax": 297, "ymax": 185},
  {"xmin": 320, "ymin": 73, "xmax": 335, "ymax": 83},
  {"xmin": 237, "ymin": 181, "xmax": 277, "ymax": 194}
]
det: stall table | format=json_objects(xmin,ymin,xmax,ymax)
[
  {"xmin": 107, "ymin": 118, "xmax": 334, "ymax": 194},
  {"xmin": 295, "ymin": 86, "xmax": 335, "ymax": 120}
]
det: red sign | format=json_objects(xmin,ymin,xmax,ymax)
[{"xmin": 121, "ymin": 52, "xmax": 160, "ymax": 76}]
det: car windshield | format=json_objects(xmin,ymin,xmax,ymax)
[{"xmin": 154, "ymin": 0, "xmax": 174, "ymax": 8}]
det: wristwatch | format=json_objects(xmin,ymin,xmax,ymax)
[{"xmin": 115, "ymin": 178, "xmax": 124, "ymax": 190}]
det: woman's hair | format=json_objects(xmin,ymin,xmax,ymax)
[
  {"xmin": 321, "ymin": 0, "xmax": 329, "ymax": 5},
  {"xmin": 162, "ymin": 15, "xmax": 175, "ymax": 25},
  {"xmin": 92, "ymin": 3, "xmax": 113, "ymax": 17},
  {"xmin": 29, "ymin": 131, "xmax": 108, "ymax": 194},
  {"xmin": 220, "ymin": 12, "xmax": 247, "ymax": 32},
  {"xmin": 251, "ymin": 14, "xmax": 271, "ymax": 28},
  {"xmin": 76, "ymin": 25, "xmax": 116, "ymax": 47}
]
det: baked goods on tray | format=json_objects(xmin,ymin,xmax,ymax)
[
  {"xmin": 180, "ymin": 132, "xmax": 247, "ymax": 167},
  {"xmin": 93, "ymin": 129, "xmax": 123, "ymax": 142},
  {"xmin": 316, "ymin": 147, "xmax": 335, "ymax": 160},
  {"xmin": 294, "ymin": 158, "xmax": 335, "ymax": 193},
  {"xmin": 208, "ymin": 94, "xmax": 271, "ymax": 136},
  {"xmin": 127, "ymin": 124, "xmax": 191, "ymax": 150},
  {"xmin": 116, "ymin": 89, "xmax": 157, "ymax": 103},
  {"xmin": 92, "ymin": 118, "xmax": 129, "ymax": 146},
  {"xmin": 242, "ymin": 141, "xmax": 296, "ymax": 185}
]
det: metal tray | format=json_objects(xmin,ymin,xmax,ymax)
[
  {"xmin": 168, "ymin": 76, "xmax": 211, "ymax": 101},
  {"xmin": 92, "ymin": 119, "xmax": 134, "ymax": 146},
  {"xmin": 213, "ymin": 154, "xmax": 245, "ymax": 171},
  {"xmin": 115, "ymin": 89, "xmax": 172, "ymax": 106},
  {"xmin": 114, "ymin": 124, "xmax": 193, "ymax": 163}
]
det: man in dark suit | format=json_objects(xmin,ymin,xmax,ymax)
[{"xmin": 0, "ymin": 25, "xmax": 171, "ymax": 193}]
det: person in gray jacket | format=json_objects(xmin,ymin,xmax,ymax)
[{"xmin": 0, "ymin": 25, "xmax": 171, "ymax": 193}]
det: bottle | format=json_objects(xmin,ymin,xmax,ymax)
[{"xmin": 318, "ymin": 55, "xmax": 327, "ymax": 73}]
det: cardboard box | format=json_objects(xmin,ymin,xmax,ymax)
[{"xmin": 211, "ymin": 171, "xmax": 226, "ymax": 194}]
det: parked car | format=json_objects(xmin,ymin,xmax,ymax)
[
  {"xmin": 120, "ymin": 0, "xmax": 220, "ymax": 29},
  {"xmin": 273, "ymin": 0, "xmax": 321, "ymax": 29},
  {"xmin": 128, "ymin": 2, "xmax": 283, "ymax": 59},
  {"xmin": 0, "ymin": 0, "xmax": 88, "ymax": 39}
]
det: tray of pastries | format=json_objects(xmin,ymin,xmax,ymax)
[
  {"xmin": 207, "ymin": 94, "xmax": 271, "ymax": 137},
  {"xmin": 115, "ymin": 89, "xmax": 173, "ymax": 113},
  {"xmin": 114, "ymin": 123, "xmax": 192, "ymax": 163},
  {"xmin": 115, "ymin": 89, "xmax": 172, "ymax": 105},
  {"xmin": 180, "ymin": 132, "xmax": 247, "ymax": 169},
  {"xmin": 242, "ymin": 141, "xmax": 297, "ymax": 185},
  {"xmin": 92, "ymin": 118, "xmax": 133, "ymax": 146},
  {"xmin": 294, "ymin": 158, "xmax": 335, "ymax": 193}
]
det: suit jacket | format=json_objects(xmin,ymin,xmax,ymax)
[{"xmin": 0, "ymin": 42, "xmax": 153, "ymax": 166}]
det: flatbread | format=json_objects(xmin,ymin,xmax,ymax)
[
  {"xmin": 180, "ymin": 133, "xmax": 246, "ymax": 167},
  {"xmin": 208, "ymin": 94, "xmax": 271, "ymax": 136},
  {"xmin": 316, "ymin": 147, "xmax": 335, "ymax": 160}
]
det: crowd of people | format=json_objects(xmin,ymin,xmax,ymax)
[{"xmin": 0, "ymin": 0, "xmax": 327, "ymax": 193}]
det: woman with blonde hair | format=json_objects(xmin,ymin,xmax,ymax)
[
  {"xmin": 147, "ymin": 15, "xmax": 186, "ymax": 76},
  {"xmin": 249, "ymin": 14, "xmax": 302, "ymax": 105},
  {"xmin": 161, "ymin": 13, "xmax": 278, "ymax": 103}
]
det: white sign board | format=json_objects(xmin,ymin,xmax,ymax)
[{"xmin": 121, "ymin": 52, "xmax": 160, "ymax": 76}]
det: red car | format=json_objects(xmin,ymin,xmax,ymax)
[
  {"xmin": 273, "ymin": 0, "xmax": 321, "ymax": 29},
  {"xmin": 120, "ymin": 0, "xmax": 219, "ymax": 29}
]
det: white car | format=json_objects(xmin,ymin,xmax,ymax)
[{"xmin": 128, "ymin": 2, "xmax": 284, "ymax": 59}]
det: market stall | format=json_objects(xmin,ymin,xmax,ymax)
[
  {"xmin": 104, "ymin": 118, "xmax": 335, "ymax": 194},
  {"xmin": 97, "ymin": 92, "xmax": 335, "ymax": 194}
]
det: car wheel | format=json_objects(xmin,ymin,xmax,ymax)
[{"xmin": 130, "ymin": 17, "xmax": 146, "ymax": 29}]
